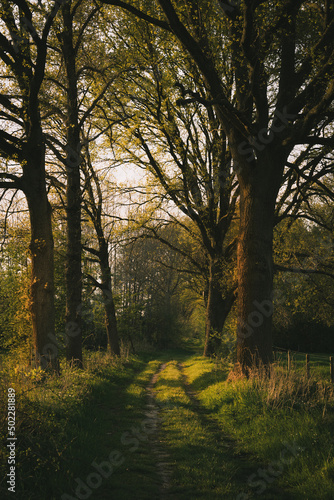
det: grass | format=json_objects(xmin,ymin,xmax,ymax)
[
  {"xmin": 153, "ymin": 359, "xmax": 243, "ymax": 499},
  {"xmin": 1, "ymin": 346, "xmax": 334, "ymax": 499},
  {"xmin": 274, "ymin": 350, "xmax": 334, "ymax": 381},
  {"xmin": 0, "ymin": 349, "xmax": 163, "ymax": 500},
  {"xmin": 153, "ymin": 356, "xmax": 296, "ymax": 499},
  {"xmin": 181, "ymin": 355, "xmax": 334, "ymax": 499}
]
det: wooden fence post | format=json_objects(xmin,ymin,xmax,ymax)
[
  {"xmin": 306, "ymin": 354, "xmax": 310, "ymax": 379},
  {"xmin": 330, "ymin": 356, "xmax": 334, "ymax": 384},
  {"xmin": 288, "ymin": 350, "xmax": 291, "ymax": 372}
]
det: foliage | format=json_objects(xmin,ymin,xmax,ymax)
[
  {"xmin": 182, "ymin": 355, "xmax": 334, "ymax": 499},
  {"xmin": 273, "ymin": 218, "xmax": 334, "ymax": 351},
  {"xmin": 0, "ymin": 225, "xmax": 32, "ymax": 354},
  {"xmin": 115, "ymin": 224, "xmax": 197, "ymax": 349}
]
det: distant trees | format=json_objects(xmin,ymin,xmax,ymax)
[
  {"xmin": 0, "ymin": 223, "xmax": 31, "ymax": 353},
  {"xmin": 115, "ymin": 222, "xmax": 192, "ymax": 349},
  {"xmin": 273, "ymin": 216, "xmax": 334, "ymax": 352},
  {"xmin": 104, "ymin": 17, "xmax": 238, "ymax": 355}
]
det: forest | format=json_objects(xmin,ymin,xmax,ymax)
[{"xmin": 0, "ymin": 0, "xmax": 334, "ymax": 499}]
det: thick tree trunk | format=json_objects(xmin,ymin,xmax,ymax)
[
  {"xmin": 22, "ymin": 145, "xmax": 58, "ymax": 370},
  {"xmin": 99, "ymin": 240, "xmax": 120, "ymax": 356},
  {"xmin": 236, "ymin": 161, "xmax": 282, "ymax": 373},
  {"xmin": 28, "ymin": 198, "xmax": 57, "ymax": 369},
  {"xmin": 62, "ymin": 3, "xmax": 83, "ymax": 367},
  {"xmin": 65, "ymin": 158, "xmax": 82, "ymax": 367},
  {"xmin": 203, "ymin": 258, "xmax": 236, "ymax": 356}
]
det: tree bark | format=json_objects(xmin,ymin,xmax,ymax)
[
  {"xmin": 236, "ymin": 154, "xmax": 285, "ymax": 373},
  {"xmin": 22, "ymin": 139, "xmax": 58, "ymax": 370},
  {"xmin": 62, "ymin": 2, "xmax": 83, "ymax": 367},
  {"xmin": 204, "ymin": 258, "xmax": 236, "ymax": 356},
  {"xmin": 65, "ymin": 154, "xmax": 82, "ymax": 367},
  {"xmin": 99, "ymin": 240, "xmax": 121, "ymax": 356}
]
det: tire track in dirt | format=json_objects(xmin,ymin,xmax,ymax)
[{"xmin": 145, "ymin": 362, "xmax": 173, "ymax": 499}]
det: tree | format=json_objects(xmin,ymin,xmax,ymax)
[
  {"xmin": 104, "ymin": 16, "xmax": 238, "ymax": 355},
  {"xmin": 0, "ymin": 0, "xmax": 63, "ymax": 369},
  {"xmin": 43, "ymin": 0, "xmax": 119, "ymax": 363},
  {"xmin": 57, "ymin": 0, "xmax": 84, "ymax": 366},
  {"xmin": 115, "ymin": 220, "xmax": 190, "ymax": 349},
  {"xmin": 0, "ymin": 220, "xmax": 31, "ymax": 354},
  {"xmin": 81, "ymin": 138, "xmax": 121, "ymax": 355},
  {"xmin": 102, "ymin": 0, "xmax": 334, "ymax": 372},
  {"xmin": 272, "ymin": 215, "xmax": 334, "ymax": 352}
]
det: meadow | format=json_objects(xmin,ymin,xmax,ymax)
[{"xmin": 1, "ymin": 347, "xmax": 334, "ymax": 499}]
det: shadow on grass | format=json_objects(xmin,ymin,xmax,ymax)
[
  {"xmin": 189, "ymin": 367, "xmax": 230, "ymax": 393},
  {"xmin": 156, "ymin": 361, "xmax": 296, "ymax": 500},
  {"xmin": 0, "ymin": 355, "xmax": 163, "ymax": 500},
  {"xmin": 155, "ymin": 376, "xmax": 183, "ymax": 389}
]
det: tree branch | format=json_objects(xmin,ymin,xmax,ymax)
[
  {"xmin": 275, "ymin": 264, "xmax": 334, "ymax": 280},
  {"xmin": 101, "ymin": 0, "xmax": 172, "ymax": 32}
]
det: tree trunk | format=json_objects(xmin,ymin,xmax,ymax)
[
  {"xmin": 99, "ymin": 240, "xmax": 120, "ymax": 356},
  {"xmin": 65, "ymin": 157, "xmax": 82, "ymax": 367},
  {"xmin": 236, "ymin": 164, "xmax": 280, "ymax": 373},
  {"xmin": 22, "ymin": 147, "xmax": 58, "ymax": 370},
  {"xmin": 203, "ymin": 258, "xmax": 236, "ymax": 356},
  {"xmin": 62, "ymin": 3, "xmax": 83, "ymax": 367}
]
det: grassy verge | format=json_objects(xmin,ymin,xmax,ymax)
[
  {"xmin": 154, "ymin": 358, "xmax": 259, "ymax": 499},
  {"xmin": 0, "ymin": 350, "xmax": 162, "ymax": 500},
  {"xmin": 182, "ymin": 355, "xmax": 334, "ymax": 499}
]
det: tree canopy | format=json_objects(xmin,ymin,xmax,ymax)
[{"xmin": 0, "ymin": 0, "xmax": 333, "ymax": 372}]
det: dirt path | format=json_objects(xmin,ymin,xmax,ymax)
[{"xmin": 145, "ymin": 362, "xmax": 173, "ymax": 499}]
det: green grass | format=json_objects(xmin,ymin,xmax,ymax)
[
  {"xmin": 0, "ymin": 350, "xmax": 163, "ymax": 500},
  {"xmin": 152, "ymin": 356, "xmax": 298, "ymax": 499},
  {"xmin": 1, "ymin": 347, "xmax": 334, "ymax": 499},
  {"xmin": 274, "ymin": 351, "xmax": 334, "ymax": 380},
  {"xmin": 153, "ymin": 360, "xmax": 244, "ymax": 499},
  {"xmin": 181, "ymin": 355, "xmax": 334, "ymax": 499}
]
